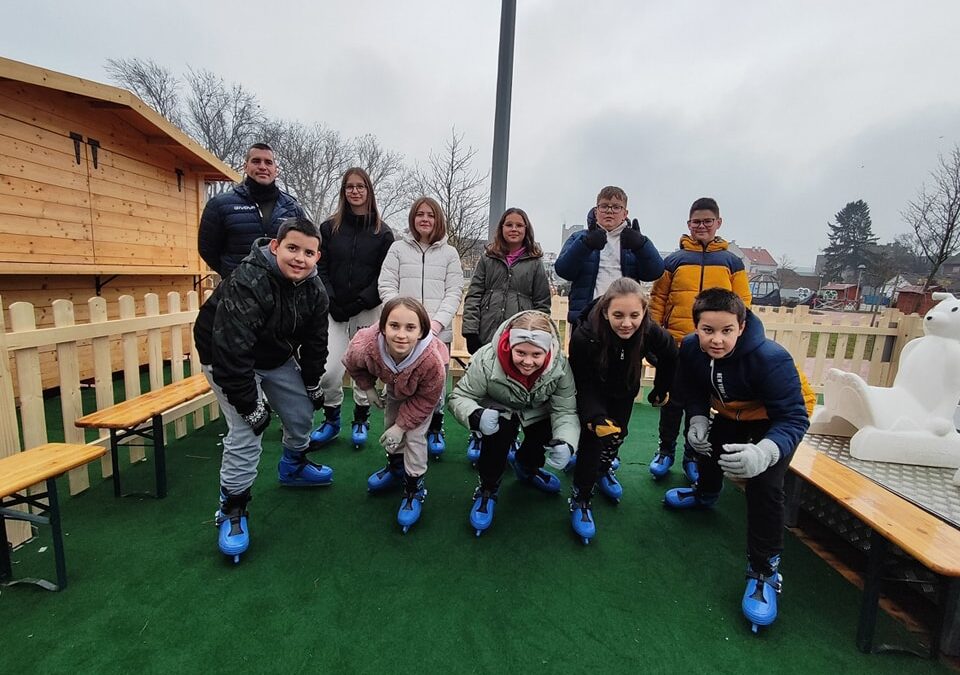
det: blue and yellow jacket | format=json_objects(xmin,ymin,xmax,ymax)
[
  {"xmin": 673, "ymin": 311, "xmax": 815, "ymax": 460},
  {"xmin": 649, "ymin": 236, "xmax": 751, "ymax": 344}
]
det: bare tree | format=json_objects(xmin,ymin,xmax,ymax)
[
  {"xmin": 263, "ymin": 120, "xmax": 351, "ymax": 221},
  {"xmin": 104, "ymin": 57, "xmax": 182, "ymax": 124},
  {"xmin": 774, "ymin": 254, "xmax": 796, "ymax": 286},
  {"xmin": 411, "ymin": 129, "xmax": 489, "ymax": 259},
  {"xmin": 353, "ymin": 134, "xmax": 412, "ymax": 224},
  {"xmin": 902, "ymin": 144, "xmax": 960, "ymax": 290},
  {"xmin": 183, "ymin": 67, "xmax": 265, "ymax": 171}
]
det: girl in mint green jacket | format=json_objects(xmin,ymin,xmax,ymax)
[{"xmin": 448, "ymin": 310, "xmax": 579, "ymax": 536}]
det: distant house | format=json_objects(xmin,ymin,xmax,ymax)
[{"xmin": 728, "ymin": 241, "xmax": 778, "ymax": 276}]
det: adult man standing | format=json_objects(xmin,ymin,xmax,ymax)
[{"xmin": 198, "ymin": 143, "xmax": 305, "ymax": 278}]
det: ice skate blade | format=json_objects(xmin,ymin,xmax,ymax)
[
  {"xmin": 751, "ymin": 623, "xmax": 759, "ymax": 634},
  {"xmin": 581, "ymin": 537, "xmax": 590, "ymax": 545},
  {"xmin": 475, "ymin": 529, "xmax": 482, "ymax": 537},
  {"xmin": 232, "ymin": 554, "xmax": 240, "ymax": 564}
]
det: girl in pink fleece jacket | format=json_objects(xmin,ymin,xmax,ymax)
[{"xmin": 342, "ymin": 296, "xmax": 448, "ymax": 533}]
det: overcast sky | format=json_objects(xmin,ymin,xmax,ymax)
[{"xmin": 7, "ymin": 0, "xmax": 960, "ymax": 266}]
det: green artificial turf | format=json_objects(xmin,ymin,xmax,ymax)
[{"xmin": 0, "ymin": 395, "xmax": 951, "ymax": 674}]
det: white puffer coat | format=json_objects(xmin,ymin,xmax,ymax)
[{"xmin": 378, "ymin": 231, "xmax": 464, "ymax": 343}]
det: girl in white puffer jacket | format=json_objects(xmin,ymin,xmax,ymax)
[{"xmin": 378, "ymin": 197, "xmax": 464, "ymax": 458}]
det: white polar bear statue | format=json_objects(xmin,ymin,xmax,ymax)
[{"xmin": 808, "ymin": 292, "xmax": 960, "ymax": 484}]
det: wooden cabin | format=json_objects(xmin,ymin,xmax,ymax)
[{"xmin": 0, "ymin": 56, "xmax": 239, "ymax": 391}]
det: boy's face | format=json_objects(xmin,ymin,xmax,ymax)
[
  {"xmin": 687, "ymin": 209, "xmax": 721, "ymax": 244},
  {"xmin": 695, "ymin": 310, "xmax": 744, "ymax": 359},
  {"xmin": 269, "ymin": 230, "xmax": 320, "ymax": 282},
  {"xmin": 595, "ymin": 196, "xmax": 628, "ymax": 232}
]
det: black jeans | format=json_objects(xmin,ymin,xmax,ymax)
[
  {"xmin": 698, "ymin": 415, "xmax": 793, "ymax": 571},
  {"xmin": 658, "ymin": 396, "xmax": 695, "ymax": 459},
  {"xmin": 573, "ymin": 397, "xmax": 634, "ymax": 494},
  {"xmin": 477, "ymin": 416, "xmax": 553, "ymax": 491}
]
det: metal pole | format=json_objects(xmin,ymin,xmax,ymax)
[{"xmin": 488, "ymin": 0, "xmax": 516, "ymax": 240}]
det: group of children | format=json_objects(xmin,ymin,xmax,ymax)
[{"xmin": 195, "ymin": 172, "xmax": 812, "ymax": 633}]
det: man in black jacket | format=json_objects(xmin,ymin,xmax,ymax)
[
  {"xmin": 194, "ymin": 216, "xmax": 332, "ymax": 563},
  {"xmin": 198, "ymin": 143, "xmax": 305, "ymax": 278}
]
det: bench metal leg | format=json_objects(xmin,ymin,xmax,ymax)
[
  {"xmin": 857, "ymin": 530, "xmax": 886, "ymax": 652},
  {"xmin": 110, "ymin": 429, "xmax": 122, "ymax": 498},
  {"xmin": 0, "ymin": 484, "xmax": 65, "ymax": 592},
  {"xmin": 0, "ymin": 509, "xmax": 11, "ymax": 583},
  {"xmin": 47, "ymin": 477, "xmax": 67, "ymax": 590},
  {"xmin": 153, "ymin": 414, "xmax": 167, "ymax": 499}
]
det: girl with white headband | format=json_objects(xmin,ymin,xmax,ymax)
[
  {"xmin": 448, "ymin": 310, "xmax": 580, "ymax": 537},
  {"xmin": 567, "ymin": 277, "xmax": 677, "ymax": 544}
]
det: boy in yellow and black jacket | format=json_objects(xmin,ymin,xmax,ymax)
[{"xmin": 647, "ymin": 197, "xmax": 751, "ymax": 482}]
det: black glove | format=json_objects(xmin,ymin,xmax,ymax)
[
  {"xmin": 583, "ymin": 229, "xmax": 607, "ymax": 251},
  {"xmin": 465, "ymin": 334, "xmax": 482, "ymax": 355},
  {"xmin": 647, "ymin": 388, "xmax": 669, "ymax": 407},
  {"xmin": 305, "ymin": 382, "xmax": 324, "ymax": 411},
  {"xmin": 242, "ymin": 399, "xmax": 272, "ymax": 436},
  {"xmin": 590, "ymin": 416, "xmax": 623, "ymax": 451},
  {"xmin": 620, "ymin": 224, "xmax": 648, "ymax": 251}
]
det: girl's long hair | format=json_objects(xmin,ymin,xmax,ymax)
[
  {"xmin": 331, "ymin": 167, "xmax": 384, "ymax": 234},
  {"xmin": 486, "ymin": 207, "xmax": 542, "ymax": 258},
  {"xmin": 594, "ymin": 277, "xmax": 650, "ymax": 389}
]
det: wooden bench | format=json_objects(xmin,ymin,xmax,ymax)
[
  {"xmin": 785, "ymin": 440, "xmax": 960, "ymax": 656},
  {"xmin": 0, "ymin": 442, "xmax": 107, "ymax": 591},
  {"xmin": 75, "ymin": 373, "xmax": 211, "ymax": 499}
]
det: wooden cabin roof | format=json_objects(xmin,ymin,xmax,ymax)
[{"xmin": 0, "ymin": 56, "xmax": 240, "ymax": 183}]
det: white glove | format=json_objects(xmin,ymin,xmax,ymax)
[
  {"xmin": 363, "ymin": 387, "xmax": 384, "ymax": 409},
  {"xmin": 543, "ymin": 440, "xmax": 573, "ymax": 471},
  {"xmin": 478, "ymin": 408, "xmax": 501, "ymax": 435},
  {"xmin": 379, "ymin": 424, "xmax": 404, "ymax": 450},
  {"xmin": 718, "ymin": 439, "xmax": 780, "ymax": 479},
  {"xmin": 687, "ymin": 415, "xmax": 712, "ymax": 455}
]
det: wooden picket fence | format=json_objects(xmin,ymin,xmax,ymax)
[
  {"xmin": 0, "ymin": 291, "xmax": 218, "ymax": 505},
  {"xmin": 451, "ymin": 298, "xmax": 925, "ymax": 394}
]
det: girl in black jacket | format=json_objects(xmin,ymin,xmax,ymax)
[
  {"xmin": 567, "ymin": 277, "xmax": 677, "ymax": 544},
  {"xmin": 311, "ymin": 168, "xmax": 395, "ymax": 449}
]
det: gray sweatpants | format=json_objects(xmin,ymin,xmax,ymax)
[
  {"xmin": 203, "ymin": 358, "xmax": 314, "ymax": 494},
  {"xmin": 384, "ymin": 383, "xmax": 432, "ymax": 478},
  {"xmin": 321, "ymin": 306, "xmax": 382, "ymax": 407}
]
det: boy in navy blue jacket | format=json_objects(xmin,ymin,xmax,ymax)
[
  {"xmin": 554, "ymin": 186, "xmax": 664, "ymax": 323},
  {"xmin": 664, "ymin": 288, "xmax": 814, "ymax": 632}
]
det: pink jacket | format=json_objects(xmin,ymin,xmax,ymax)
[{"xmin": 342, "ymin": 325, "xmax": 448, "ymax": 430}]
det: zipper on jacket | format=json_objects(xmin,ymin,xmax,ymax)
[{"xmin": 699, "ymin": 244, "xmax": 707, "ymax": 292}]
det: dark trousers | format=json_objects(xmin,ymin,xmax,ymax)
[
  {"xmin": 698, "ymin": 415, "xmax": 793, "ymax": 571},
  {"xmin": 477, "ymin": 416, "xmax": 552, "ymax": 491},
  {"xmin": 573, "ymin": 397, "xmax": 635, "ymax": 494},
  {"xmin": 658, "ymin": 396, "xmax": 695, "ymax": 459}
]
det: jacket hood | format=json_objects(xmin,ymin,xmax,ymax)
[
  {"xmin": 679, "ymin": 234, "xmax": 728, "ymax": 252},
  {"xmin": 401, "ymin": 229, "xmax": 449, "ymax": 248},
  {"xmin": 725, "ymin": 310, "xmax": 765, "ymax": 360}
]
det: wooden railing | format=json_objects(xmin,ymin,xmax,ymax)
[{"xmin": 0, "ymin": 292, "xmax": 218, "ymax": 506}]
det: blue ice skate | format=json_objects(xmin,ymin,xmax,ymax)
[
  {"xmin": 278, "ymin": 448, "xmax": 333, "ymax": 486},
  {"xmin": 743, "ymin": 555, "xmax": 782, "ymax": 633},
  {"xmin": 367, "ymin": 454, "xmax": 404, "ymax": 493},
  {"xmin": 216, "ymin": 490, "xmax": 250, "ymax": 564},
  {"xmin": 662, "ymin": 487, "xmax": 719, "ymax": 509},
  {"xmin": 427, "ymin": 413, "xmax": 445, "ymax": 460},
  {"xmin": 649, "ymin": 452, "xmax": 674, "ymax": 479},
  {"xmin": 569, "ymin": 486, "xmax": 596, "ymax": 545},
  {"xmin": 309, "ymin": 405, "xmax": 342, "ymax": 449},
  {"xmin": 682, "ymin": 456, "xmax": 700, "ymax": 484},
  {"xmin": 397, "ymin": 475, "xmax": 427, "ymax": 534},
  {"xmin": 466, "ymin": 432, "xmax": 482, "ymax": 466},
  {"xmin": 470, "ymin": 485, "xmax": 498, "ymax": 536},
  {"xmin": 511, "ymin": 459, "xmax": 561, "ymax": 494},
  {"xmin": 596, "ymin": 468, "xmax": 623, "ymax": 504}
]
